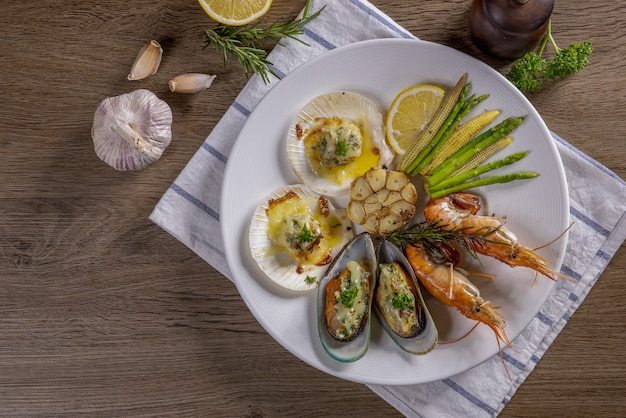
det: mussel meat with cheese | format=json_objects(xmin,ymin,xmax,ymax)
[
  {"xmin": 249, "ymin": 185, "xmax": 354, "ymax": 291},
  {"xmin": 317, "ymin": 233, "xmax": 376, "ymax": 362},
  {"xmin": 324, "ymin": 260, "xmax": 371, "ymax": 342},
  {"xmin": 287, "ymin": 91, "xmax": 394, "ymax": 196},
  {"xmin": 375, "ymin": 261, "xmax": 423, "ymax": 338},
  {"xmin": 374, "ymin": 240, "xmax": 438, "ymax": 354}
]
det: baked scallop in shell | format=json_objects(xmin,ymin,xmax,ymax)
[
  {"xmin": 317, "ymin": 232, "xmax": 376, "ymax": 362},
  {"xmin": 287, "ymin": 92, "xmax": 394, "ymax": 196},
  {"xmin": 249, "ymin": 184, "xmax": 354, "ymax": 291},
  {"xmin": 374, "ymin": 240, "xmax": 438, "ymax": 354}
]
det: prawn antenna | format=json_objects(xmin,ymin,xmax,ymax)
[
  {"xmin": 447, "ymin": 263, "xmax": 454, "ymax": 299},
  {"xmin": 438, "ymin": 322, "xmax": 480, "ymax": 345},
  {"xmin": 497, "ymin": 337, "xmax": 512, "ymax": 382},
  {"xmin": 532, "ymin": 221, "xmax": 574, "ymax": 251}
]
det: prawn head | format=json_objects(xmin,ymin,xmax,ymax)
[
  {"xmin": 424, "ymin": 191, "xmax": 566, "ymax": 282},
  {"xmin": 404, "ymin": 244, "xmax": 510, "ymax": 347}
]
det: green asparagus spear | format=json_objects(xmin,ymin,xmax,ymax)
[
  {"xmin": 428, "ymin": 172, "xmax": 540, "ymax": 199},
  {"xmin": 426, "ymin": 116, "xmax": 525, "ymax": 188},
  {"xmin": 428, "ymin": 151, "xmax": 529, "ymax": 193}
]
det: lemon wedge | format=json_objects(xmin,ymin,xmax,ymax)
[
  {"xmin": 198, "ymin": 0, "xmax": 273, "ymax": 26},
  {"xmin": 385, "ymin": 84, "xmax": 445, "ymax": 155}
]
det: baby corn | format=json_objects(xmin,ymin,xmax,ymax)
[
  {"xmin": 389, "ymin": 72, "xmax": 538, "ymax": 197},
  {"xmin": 421, "ymin": 110, "xmax": 501, "ymax": 176},
  {"xmin": 451, "ymin": 136, "xmax": 513, "ymax": 177},
  {"xmin": 397, "ymin": 73, "xmax": 468, "ymax": 172},
  {"xmin": 426, "ymin": 116, "xmax": 525, "ymax": 188},
  {"xmin": 408, "ymin": 88, "xmax": 492, "ymax": 177}
]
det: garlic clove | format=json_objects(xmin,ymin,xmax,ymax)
[
  {"xmin": 128, "ymin": 40, "xmax": 163, "ymax": 81},
  {"xmin": 91, "ymin": 89, "xmax": 173, "ymax": 171},
  {"xmin": 168, "ymin": 73, "xmax": 217, "ymax": 94}
]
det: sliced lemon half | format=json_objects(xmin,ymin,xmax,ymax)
[
  {"xmin": 198, "ymin": 0, "xmax": 273, "ymax": 26},
  {"xmin": 385, "ymin": 84, "xmax": 445, "ymax": 155}
]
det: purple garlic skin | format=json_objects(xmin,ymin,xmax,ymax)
[{"xmin": 91, "ymin": 89, "xmax": 173, "ymax": 171}]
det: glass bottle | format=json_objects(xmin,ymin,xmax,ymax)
[{"xmin": 469, "ymin": 0, "xmax": 554, "ymax": 59}]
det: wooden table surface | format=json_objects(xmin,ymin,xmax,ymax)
[{"xmin": 1, "ymin": 0, "xmax": 624, "ymax": 416}]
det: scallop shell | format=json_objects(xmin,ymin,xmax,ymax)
[
  {"xmin": 249, "ymin": 184, "xmax": 354, "ymax": 291},
  {"xmin": 317, "ymin": 233, "xmax": 377, "ymax": 362},
  {"xmin": 374, "ymin": 240, "xmax": 438, "ymax": 355},
  {"xmin": 287, "ymin": 91, "xmax": 394, "ymax": 196}
]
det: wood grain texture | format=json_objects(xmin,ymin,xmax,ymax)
[{"xmin": 0, "ymin": 0, "xmax": 624, "ymax": 416}]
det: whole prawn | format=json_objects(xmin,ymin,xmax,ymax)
[
  {"xmin": 424, "ymin": 191, "xmax": 563, "ymax": 281},
  {"xmin": 404, "ymin": 243, "xmax": 509, "ymax": 347}
]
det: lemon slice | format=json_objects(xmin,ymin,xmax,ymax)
[
  {"xmin": 198, "ymin": 0, "xmax": 273, "ymax": 26},
  {"xmin": 385, "ymin": 84, "xmax": 445, "ymax": 155}
]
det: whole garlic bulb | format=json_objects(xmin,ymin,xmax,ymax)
[{"xmin": 91, "ymin": 89, "xmax": 173, "ymax": 171}]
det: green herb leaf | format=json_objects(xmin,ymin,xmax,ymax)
[
  {"xmin": 202, "ymin": 0, "xmax": 325, "ymax": 83},
  {"xmin": 506, "ymin": 53, "xmax": 546, "ymax": 93},
  {"xmin": 543, "ymin": 41, "xmax": 593, "ymax": 80},
  {"xmin": 297, "ymin": 224, "xmax": 317, "ymax": 243},
  {"xmin": 336, "ymin": 139, "xmax": 348, "ymax": 156},
  {"xmin": 390, "ymin": 220, "xmax": 484, "ymax": 263},
  {"xmin": 340, "ymin": 286, "xmax": 359, "ymax": 308},
  {"xmin": 392, "ymin": 291, "xmax": 414, "ymax": 310},
  {"xmin": 504, "ymin": 20, "xmax": 592, "ymax": 93}
]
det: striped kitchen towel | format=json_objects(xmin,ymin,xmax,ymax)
[{"xmin": 150, "ymin": 1, "xmax": 626, "ymax": 416}]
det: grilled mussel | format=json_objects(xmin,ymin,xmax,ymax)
[
  {"xmin": 374, "ymin": 240, "xmax": 438, "ymax": 354},
  {"xmin": 376, "ymin": 261, "xmax": 423, "ymax": 338},
  {"xmin": 317, "ymin": 233, "xmax": 376, "ymax": 362}
]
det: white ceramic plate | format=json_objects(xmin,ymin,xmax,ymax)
[{"xmin": 221, "ymin": 39, "xmax": 569, "ymax": 385}]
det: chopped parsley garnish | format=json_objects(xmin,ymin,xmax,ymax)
[
  {"xmin": 340, "ymin": 286, "xmax": 359, "ymax": 308},
  {"xmin": 297, "ymin": 224, "xmax": 317, "ymax": 243},
  {"xmin": 305, "ymin": 275, "xmax": 317, "ymax": 284},
  {"xmin": 336, "ymin": 139, "xmax": 348, "ymax": 156},
  {"xmin": 392, "ymin": 291, "xmax": 414, "ymax": 310}
]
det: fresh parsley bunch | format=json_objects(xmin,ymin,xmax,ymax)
[{"xmin": 506, "ymin": 21, "xmax": 593, "ymax": 93}]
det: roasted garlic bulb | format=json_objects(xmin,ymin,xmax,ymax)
[{"xmin": 347, "ymin": 167, "xmax": 417, "ymax": 235}]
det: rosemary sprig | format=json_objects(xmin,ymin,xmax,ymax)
[
  {"xmin": 390, "ymin": 220, "xmax": 487, "ymax": 263},
  {"xmin": 203, "ymin": 0, "xmax": 325, "ymax": 84},
  {"xmin": 390, "ymin": 220, "xmax": 515, "ymax": 267}
]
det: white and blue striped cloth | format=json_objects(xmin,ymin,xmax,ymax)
[{"xmin": 150, "ymin": 1, "xmax": 626, "ymax": 416}]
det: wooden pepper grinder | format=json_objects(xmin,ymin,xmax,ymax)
[{"xmin": 469, "ymin": 0, "xmax": 554, "ymax": 59}]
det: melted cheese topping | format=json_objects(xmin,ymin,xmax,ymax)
[
  {"xmin": 375, "ymin": 262, "xmax": 420, "ymax": 337},
  {"xmin": 265, "ymin": 191, "xmax": 345, "ymax": 266},
  {"xmin": 301, "ymin": 117, "xmax": 380, "ymax": 186}
]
